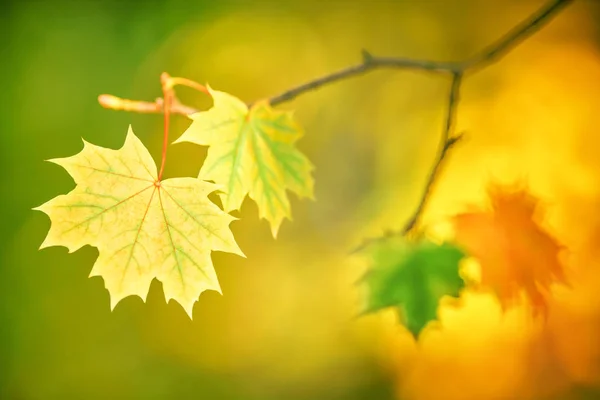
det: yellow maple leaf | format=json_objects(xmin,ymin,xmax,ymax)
[
  {"xmin": 452, "ymin": 183, "xmax": 568, "ymax": 316},
  {"xmin": 34, "ymin": 126, "xmax": 244, "ymax": 317},
  {"xmin": 174, "ymin": 87, "xmax": 315, "ymax": 237}
]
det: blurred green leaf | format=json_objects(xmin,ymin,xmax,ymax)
[{"xmin": 362, "ymin": 238, "xmax": 466, "ymax": 337}]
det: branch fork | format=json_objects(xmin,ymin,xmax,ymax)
[{"xmin": 98, "ymin": 0, "xmax": 574, "ymax": 250}]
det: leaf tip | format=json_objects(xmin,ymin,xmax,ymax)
[
  {"xmin": 209, "ymin": 182, "xmax": 227, "ymax": 195},
  {"xmin": 235, "ymin": 246, "xmax": 247, "ymax": 259},
  {"xmin": 270, "ymin": 224, "xmax": 281, "ymax": 239},
  {"xmin": 44, "ymin": 157, "xmax": 64, "ymax": 166},
  {"xmin": 172, "ymin": 129, "xmax": 187, "ymax": 145},
  {"xmin": 37, "ymin": 239, "xmax": 51, "ymax": 251},
  {"xmin": 109, "ymin": 296, "xmax": 121, "ymax": 312},
  {"xmin": 182, "ymin": 302, "xmax": 195, "ymax": 320},
  {"xmin": 123, "ymin": 124, "xmax": 139, "ymax": 148}
]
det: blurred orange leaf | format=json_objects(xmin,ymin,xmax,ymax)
[{"xmin": 452, "ymin": 183, "xmax": 568, "ymax": 316}]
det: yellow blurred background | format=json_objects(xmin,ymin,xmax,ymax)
[{"xmin": 2, "ymin": 0, "xmax": 600, "ymax": 399}]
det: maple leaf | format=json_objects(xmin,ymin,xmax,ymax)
[
  {"xmin": 34, "ymin": 126, "xmax": 244, "ymax": 317},
  {"xmin": 452, "ymin": 183, "xmax": 567, "ymax": 316},
  {"xmin": 174, "ymin": 87, "xmax": 315, "ymax": 237},
  {"xmin": 361, "ymin": 238, "xmax": 466, "ymax": 337}
]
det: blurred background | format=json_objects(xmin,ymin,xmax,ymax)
[{"xmin": 2, "ymin": 0, "xmax": 600, "ymax": 399}]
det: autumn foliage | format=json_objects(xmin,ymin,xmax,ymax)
[
  {"xmin": 453, "ymin": 184, "xmax": 568, "ymax": 316},
  {"xmin": 34, "ymin": 0, "xmax": 572, "ymax": 341},
  {"xmin": 34, "ymin": 76, "xmax": 318, "ymax": 316},
  {"xmin": 34, "ymin": 127, "xmax": 244, "ymax": 316}
]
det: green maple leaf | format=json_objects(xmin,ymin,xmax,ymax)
[
  {"xmin": 361, "ymin": 238, "xmax": 466, "ymax": 337},
  {"xmin": 34, "ymin": 126, "xmax": 244, "ymax": 317},
  {"xmin": 174, "ymin": 86, "xmax": 315, "ymax": 237}
]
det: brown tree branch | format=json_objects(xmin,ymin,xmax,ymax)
[
  {"xmin": 98, "ymin": 0, "xmax": 574, "ymax": 249},
  {"xmin": 350, "ymin": 0, "xmax": 573, "ymax": 251},
  {"xmin": 350, "ymin": 72, "xmax": 463, "ymax": 253},
  {"xmin": 267, "ymin": 0, "xmax": 573, "ymax": 106},
  {"xmin": 461, "ymin": 0, "xmax": 574, "ymax": 70},
  {"xmin": 267, "ymin": 56, "xmax": 460, "ymax": 106},
  {"xmin": 402, "ymin": 72, "xmax": 463, "ymax": 235}
]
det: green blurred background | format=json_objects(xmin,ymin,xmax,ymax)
[{"xmin": 3, "ymin": 0, "xmax": 600, "ymax": 399}]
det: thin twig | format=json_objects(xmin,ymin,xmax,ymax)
[
  {"xmin": 268, "ymin": 0, "xmax": 573, "ymax": 106},
  {"xmin": 99, "ymin": 0, "xmax": 571, "ymax": 112},
  {"xmin": 461, "ymin": 0, "xmax": 574, "ymax": 70},
  {"xmin": 98, "ymin": 94, "xmax": 196, "ymax": 116},
  {"xmin": 98, "ymin": 0, "xmax": 574, "ymax": 249},
  {"xmin": 99, "ymin": 55, "xmax": 460, "ymax": 115},
  {"xmin": 402, "ymin": 72, "xmax": 463, "ymax": 235},
  {"xmin": 351, "ymin": 73, "xmax": 463, "ymax": 254},
  {"xmin": 268, "ymin": 55, "xmax": 460, "ymax": 106}
]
